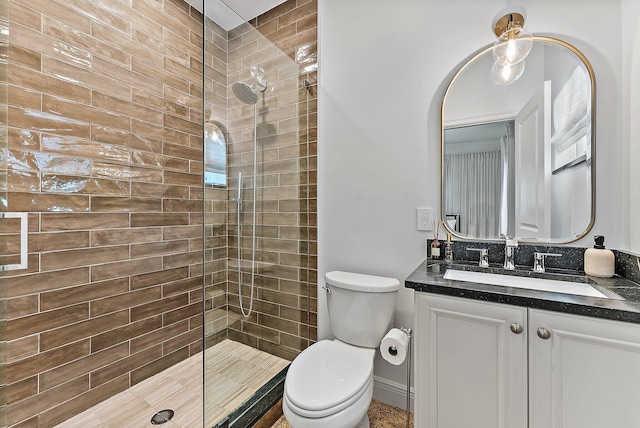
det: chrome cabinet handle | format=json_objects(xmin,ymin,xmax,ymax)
[
  {"xmin": 537, "ymin": 327, "xmax": 551, "ymax": 340},
  {"xmin": 510, "ymin": 323, "xmax": 524, "ymax": 334}
]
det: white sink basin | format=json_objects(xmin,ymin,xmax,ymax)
[{"xmin": 443, "ymin": 269, "xmax": 608, "ymax": 299}]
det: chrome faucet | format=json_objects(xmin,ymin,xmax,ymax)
[
  {"xmin": 533, "ymin": 252, "xmax": 562, "ymax": 273},
  {"xmin": 467, "ymin": 247, "xmax": 489, "ymax": 268},
  {"xmin": 504, "ymin": 238, "xmax": 518, "ymax": 270}
]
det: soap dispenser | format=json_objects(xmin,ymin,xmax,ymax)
[
  {"xmin": 584, "ymin": 235, "xmax": 615, "ymax": 278},
  {"xmin": 444, "ymin": 233, "xmax": 454, "ymax": 263}
]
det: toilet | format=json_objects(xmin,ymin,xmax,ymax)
[{"xmin": 282, "ymin": 271, "xmax": 401, "ymax": 428}]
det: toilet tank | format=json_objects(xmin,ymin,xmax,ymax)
[{"xmin": 324, "ymin": 271, "xmax": 400, "ymax": 348}]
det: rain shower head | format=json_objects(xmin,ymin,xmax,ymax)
[
  {"xmin": 232, "ymin": 70, "xmax": 267, "ymax": 105},
  {"xmin": 232, "ymin": 82, "xmax": 258, "ymax": 105}
]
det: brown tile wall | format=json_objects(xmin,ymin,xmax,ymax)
[
  {"xmin": 233, "ymin": 0, "xmax": 317, "ymax": 360},
  {"xmin": 203, "ymin": 15, "xmax": 229, "ymax": 347},
  {"xmin": 5, "ymin": 0, "xmax": 203, "ymax": 427},
  {"xmin": 202, "ymin": 0, "xmax": 317, "ymax": 362}
]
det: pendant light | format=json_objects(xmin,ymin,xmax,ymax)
[
  {"xmin": 490, "ymin": 8, "xmax": 532, "ymax": 85},
  {"xmin": 490, "ymin": 60, "xmax": 526, "ymax": 86},
  {"xmin": 492, "ymin": 11, "xmax": 533, "ymax": 66}
]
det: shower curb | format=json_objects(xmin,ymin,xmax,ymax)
[{"xmin": 211, "ymin": 365, "xmax": 289, "ymax": 428}]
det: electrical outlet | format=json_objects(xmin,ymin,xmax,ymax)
[{"xmin": 417, "ymin": 208, "xmax": 432, "ymax": 231}]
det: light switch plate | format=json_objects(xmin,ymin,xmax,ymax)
[{"xmin": 417, "ymin": 207, "xmax": 432, "ymax": 231}]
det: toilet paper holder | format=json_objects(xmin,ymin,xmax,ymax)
[
  {"xmin": 387, "ymin": 327, "xmax": 412, "ymax": 356},
  {"xmin": 385, "ymin": 326, "xmax": 412, "ymax": 428}
]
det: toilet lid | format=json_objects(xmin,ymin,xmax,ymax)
[
  {"xmin": 285, "ymin": 340, "xmax": 374, "ymax": 413},
  {"xmin": 325, "ymin": 271, "xmax": 401, "ymax": 292}
]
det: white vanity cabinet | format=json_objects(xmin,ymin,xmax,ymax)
[
  {"xmin": 415, "ymin": 293, "xmax": 640, "ymax": 428},
  {"xmin": 414, "ymin": 293, "xmax": 528, "ymax": 428},
  {"xmin": 529, "ymin": 309, "xmax": 640, "ymax": 428}
]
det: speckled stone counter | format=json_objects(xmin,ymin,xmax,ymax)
[{"xmin": 406, "ymin": 259, "xmax": 640, "ymax": 324}]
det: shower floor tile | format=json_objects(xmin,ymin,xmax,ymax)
[{"xmin": 53, "ymin": 339, "xmax": 290, "ymax": 428}]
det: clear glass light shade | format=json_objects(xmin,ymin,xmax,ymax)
[
  {"xmin": 492, "ymin": 27, "xmax": 533, "ymax": 65},
  {"xmin": 490, "ymin": 60, "xmax": 526, "ymax": 85}
]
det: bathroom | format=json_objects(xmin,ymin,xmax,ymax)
[{"xmin": 2, "ymin": 0, "xmax": 640, "ymax": 427}]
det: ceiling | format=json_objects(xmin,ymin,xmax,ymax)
[
  {"xmin": 445, "ymin": 121, "xmax": 509, "ymax": 145},
  {"xmin": 184, "ymin": 0, "xmax": 288, "ymax": 30}
]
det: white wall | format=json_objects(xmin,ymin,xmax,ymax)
[
  {"xmin": 622, "ymin": 0, "xmax": 640, "ymax": 254},
  {"xmin": 319, "ymin": 0, "xmax": 629, "ymax": 406}
]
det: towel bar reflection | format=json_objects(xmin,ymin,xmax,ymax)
[{"xmin": 1, "ymin": 212, "xmax": 28, "ymax": 271}]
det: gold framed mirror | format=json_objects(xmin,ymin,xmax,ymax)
[{"xmin": 441, "ymin": 36, "xmax": 596, "ymax": 243}]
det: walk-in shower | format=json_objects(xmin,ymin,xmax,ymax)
[
  {"xmin": 0, "ymin": 1, "xmax": 316, "ymax": 427},
  {"xmin": 203, "ymin": 1, "xmax": 319, "ymax": 426}
]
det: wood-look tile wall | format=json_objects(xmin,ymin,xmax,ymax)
[
  {"xmin": 203, "ymin": 15, "xmax": 229, "ymax": 348},
  {"xmin": 203, "ymin": 0, "xmax": 318, "ymax": 362},
  {"xmin": 5, "ymin": 1, "xmax": 204, "ymax": 426}
]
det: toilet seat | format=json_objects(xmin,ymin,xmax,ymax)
[
  {"xmin": 284, "ymin": 340, "xmax": 375, "ymax": 417},
  {"xmin": 283, "ymin": 378, "xmax": 373, "ymax": 428},
  {"xmin": 284, "ymin": 376, "xmax": 373, "ymax": 419}
]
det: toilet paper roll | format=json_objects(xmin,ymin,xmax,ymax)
[{"xmin": 380, "ymin": 328, "xmax": 409, "ymax": 365}]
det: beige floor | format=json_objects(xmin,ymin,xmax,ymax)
[
  {"xmin": 54, "ymin": 340, "xmax": 290, "ymax": 428},
  {"xmin": 272, "ymin": 399, "xmax": 414, "ymax": 428}
]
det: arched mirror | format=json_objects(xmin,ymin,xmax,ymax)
[{"xmin": 441, "ymin": 36, "xmax": 595, "ymax": 243}]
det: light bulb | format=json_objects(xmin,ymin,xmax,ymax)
[
  {"xmin": 492, "ymin": 27, "xmax": 533, "ymax": 65},
  {"xmin": 506, "ymin": 37, "xmax": 517, "ymax": 63},
  {"xmin": 490, "ymin": 60, "xmax": 526, "ymax": 85}
]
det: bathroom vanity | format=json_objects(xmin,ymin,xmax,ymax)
[
  {"xmin": 417, "ymin": 11, "xmax": 640, "ymax": 426},
  {"xmin": 406, "ymin": 260, "xmax": 640, "ymax": 428}
]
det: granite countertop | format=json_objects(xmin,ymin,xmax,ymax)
[{"xmin": 406, "ymin": 259, "xmax": 640, "ymax": 324}]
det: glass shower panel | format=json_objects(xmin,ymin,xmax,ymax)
[
  {"xmin": 0, "ymin": 0, "xmax": 8, "ymax": 424},
  {"xmin": 203, "ymin": 0, "xmax": 317, "ymax": 426},
  {"xmin": 3, "ymin": 1, "xmax": 205, "ymax": 425}
]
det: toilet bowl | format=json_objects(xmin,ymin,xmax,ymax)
[
  {"xmin": 282, "ymin": 271, "xmax": 400, "ymax": 428},
  {"xmin": 283, "ymin": 340, "xmax": 375, "ymax": 428}
]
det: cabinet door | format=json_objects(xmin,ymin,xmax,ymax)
[
  {"xmin": 529, "ymin": 309, "xmax": 640, "ymax": 428},
  {"xmin": 415, "ymin": 294, "xmax": 528, "ymax": 428}
]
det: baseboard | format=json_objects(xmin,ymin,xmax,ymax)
[{"xmin": 372, "ymin": 375, "xmax": 415, "ymax": 413}]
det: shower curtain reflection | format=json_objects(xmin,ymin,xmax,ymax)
[
  {"xmin": 444, "ymin": 120, "xmax": 514, "ymax": 239},
  {"xmin": 444, "ymin": 151, "xmax": 502, "ymax": 237}
]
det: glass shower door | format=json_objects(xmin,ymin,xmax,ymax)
[
  {"xmin": 203, "ymin": 0, "xmax": 317, "ymax": 426},
  {"xmin": 0, "ymin": 0, "xmax": 9, "ymax": 423}
]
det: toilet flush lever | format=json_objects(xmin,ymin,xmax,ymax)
[{"xmin": 322, "ymin": 285, "xmax": 331, "ymax": 294}]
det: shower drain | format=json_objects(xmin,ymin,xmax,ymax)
[{"xmin": 151, "ymin": 409, "xmax": 175, "ymax": 425}]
